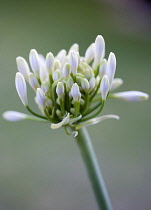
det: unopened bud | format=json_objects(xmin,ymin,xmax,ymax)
[
  {"xmin": 85, "ymin": 43, "xmax": 94, "ymax": 64},
  {"xmin": 81, "ymin": 78, "xmax": 90, "ymax": 91},
  {"xmin": 29, "ymin": 73, "xmax": 40, "ymax": 91},
  {"xmin": 56, "ymin": 82, "xmax": 65, "ymax": 98},
  {"xmin": 100, "ymin": 75, "xmax": 110, "ymax": 100},
  {"xmin": 71, "ymin": 83, "xmax": 81, "ymax": 101},
  {"xmin": 106, "ymin": 52, "xmax": 116, "ymax": 86},
  {"xmin": 36, "ymin": 88, "xmax": 46, "ymax": 109},
  {"xmin": 68, "ymin": 50, "xmax": 79, "ymax": 75},
  {"xmin": 62, "ymin": 62, "xmax": 71, "ymax": 79},
  {"xmin": 46, "ymin": 52, "xmax": 54, "ymax": 74},
  {"xmin": 3, "ymin": 111, "xmax": 27, "ymax": 122},
  {"xmin": 110, "ymin": 78, "xmax": 123, "ymax": 91},
  {"xmin": 52, "ymin": 69, "xmax": 61, "ymax": 82},
  {"xmin": 89, "ymin": 77, "xmax": 96, "ymax": 91},
  {"xmin": 99, "ymin": 59, "xmax": 107, "ymax": 79},
  {"xmin": 69, "ymin": 43, "xmax": 79, "ymax": 53},
  {"xmin": 57, "ymin": 49, "xmax": 66, "ymax": 63},
  {"xmin": 15, "ymin": 72, "xmax": 28, "ymax": 106},
  {"xmin": 111, "ymin": 91, "xmax": 149, "ymax": 102},
  {"xmin": 29, "ymin": 49, "xmax": 40, "ymax": 77},
  {"xmin": 16, "ymin": 57, "xmax": 30, "ymax": 81},
  {"xmin": 54, "ymin": 59, "xmax": 61, "ymax": 70},
  {"xmin": 94, "ymin": 35, "xmax": 105, "ymax": 67}
]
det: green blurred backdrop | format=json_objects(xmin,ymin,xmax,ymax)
[{"xmin": 0, "ymin": 0, "xmax": 151, "ymax": 209}]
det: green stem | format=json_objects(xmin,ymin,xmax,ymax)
[
  {"xmin": 26, "ymin": 106, "xmax": 47, "ymax": 120},
  {"xmin": 75, "ymin": 127, "xmax": 112, "ymax": 210}
]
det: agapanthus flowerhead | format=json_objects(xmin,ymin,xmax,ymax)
[{"xmin": 3, "ymin": 35, "xmax": 149, "ymax": 136}]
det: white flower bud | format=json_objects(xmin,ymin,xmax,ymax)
[
  {"xmin": 110, "ymin": 78, "xmax": 123, "ymax": 91},
  {"xmin": 57, "ymin": 49, "xmax": 67, "ymax": 63},
  {"xmin": 69, "ymin": 43, "xmax": 79, "ymax": 53},
  {"xmin": 99, "ymin": 59, "xmax": 107, "ymax": 79},
  {"xmin": 16, "ymin": 57, "xmax": 30, "ymax": 81},
  {"xmin": 62, "ymin": 62, "xmax": 71, "ymax": 79},
  {"xmin": 68, "ymin": 50, "xmax": 79, "ymax": 75},
  {"xmin": 29, "ymin": 73, "xmax": 40, "ymax": 91},
  {"xmin": 89, "ymin": 77, "xmax": 96, "ymax": 91},
  {"xmin": 40, "ymin": 64, "xmax": 48, "ymax": 82},
  {"xmin": 36, "ymin": 88, "xmax": 46, "ymax": 109},
  {"xmin": 111, "ymin": 91, "xmax": 149, "ymax": 102},
  {"xmin": 29, "ymin": 49, "xmax": 40, "ymax": 77},
  {"xmin": 45, "ymin": 97, "xmax": 52, "ymax": 107},
  {"xmin": 81, "ymin": 78, "xmax": 90, "ymax": 91},
  {"xmin": 71, "ymin": 83, "xmax": 81, "ymax": 101},
  {"xmin": 85, "ymin": 68, "xmax": 94, "ymax": 80},
  {"xmin": 41, "ymin": 81, "xmax": 50, "ymax": 93},
  {"xmin": 94, "ymin": 35, "xmax": 105, "ymax": 67},
  {"xmin": 106, "ymin": 52, "xmax": 116, "ymax": 86},
  {"xmin": 54, "ymin": 59, "xmax": 61, "ymax": 70},
  {"xmin": 56, "ymin": 82, "xmax": 65, "ymax": 99},
  {"xmin": 100, "ymin": 75, "xmax": 110, "ymax": 100},
  {"xmin": 3, "ymin": 111, "xmax": 27, "ymax": 122},
  {"xmin": 52, "ymin": 69, "xmax": 61, "ymax": 82},
  {"xmin": 15, "ymin": 72, "xmax": 28, "ymax": 106},
  {"xmin": 85, "ymin": 43, "xmax": 94, "ymax": 64},
  {"xmin": 46, "ymin": 52, "xmax": 54, "ymax": 74}
]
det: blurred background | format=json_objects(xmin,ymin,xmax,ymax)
[{"xmin": 0, "ymin": 0, "xmax": 151, "ymax": 209}]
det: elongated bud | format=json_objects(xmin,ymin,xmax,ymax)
[
  {"xmin": 16, "ymin": 57, "xmax": 30, "ymax": 81},
  {"xmin": 15, "ymin": 72, "xmax": 28, "ymax": 106},
  {"xmin": 110, "ymin": 78, "xmax": 123, "ymax": 91},
  {"xmin": 81, "ymin": 78, "xmax": 90, "ymax": 92},
  {"xmin": 85, "ymin": 68, "xmax": 94, "ymax": 80},
  {"xmin": 41, "ymin": 81, "xmax": 50, "ymax": 93},
  {"xmin": 111, "ymin": 91, "xmax": 149, "ymax": 102},
  {"xmin": 52, "ymin": 69, "xmax": 61, "ymax": 82},
  {"xmin": 89, "ymin": 77, "xmax": 96, "ymax": 91},
  {"xmin": 100, "ymin": 75, "xmax": 110, "ymax": 100},
  {"xmin": 46, "ymin": 52, "xmax": 54, "ymax": 74},
  {"xmin": 68, "ymin": 50, "xmax": 79, "ymax": 75},
  {"xmin": 99, "ymin": 59, "xmax": 107, "ymax": 79},
  {"xmin": 69, "ymin": 43, "xmax": 79, "ymax": 53},
  {"xmin": 71, "ymin": 83, "xmax": 81, "ymax": 102},
  {"xmin": 94, "ymin": 35, "xmax": 105, "ymax": 66},
  {"xmin": 40, "ymin": 64, "xmax": 48, "ymax": 82},
  {"xmin": 29, "ymin": 73, "xmax": 40, "ymax": 90},
  {"xmin": 62, "ymin": 62, "xmax": 71, "ymax": 79},
  {"xmin": 85, "ymin": 43, "xmax": 94, "ymax": 64},
  {"xmin": 29, "ymin": 49, "xmax": 40, "ymax": 77},
  {"xmin": 56, "ymin": 82, "xmax": 65, "ymax": 98},
  {"xmin": 36, "ymin": 88, "xmax": 46, "ymax": 109},
  {"xmin": 45, "ymin": 97, "xmax": 52, "ymax": 107},
  {"xmin": 57, "ymin": 49, "xmax": 66, "ymax": 63},
  {"xmin": 106, "ymin": 52, "xmax": 116, "ymax": 86},
  {"xmin": 54, "ymin": 59, "xmax": 61, "ymax": 70},
  {"xmin": 3, "ymin": 111, "xmax": 27, "ymax": 122}
]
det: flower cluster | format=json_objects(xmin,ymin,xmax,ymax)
[{"xmin": 3, "ymin": 35, "xmax": 149, "ymax": 136}]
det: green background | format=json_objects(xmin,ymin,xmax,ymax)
[{"xmin": 0, "ymin": 0, "xmax": 151, "ymax": 209}]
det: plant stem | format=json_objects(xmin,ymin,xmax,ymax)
[{"xmin": 75, "ymin": 127, "xmax": 112, "ymax": 210}]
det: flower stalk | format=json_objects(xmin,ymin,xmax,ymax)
[{"xmin": 75, "ymin": 127, "xmax": 112, "ymax": 210}]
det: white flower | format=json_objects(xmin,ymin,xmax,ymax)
[
  {"xmin": 15, "ymin": 72, "xmax": 28, "ymax": 106},
  {"xmin": 111, "ymin": 91, "xmax": 149, "ymax": 102}
]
